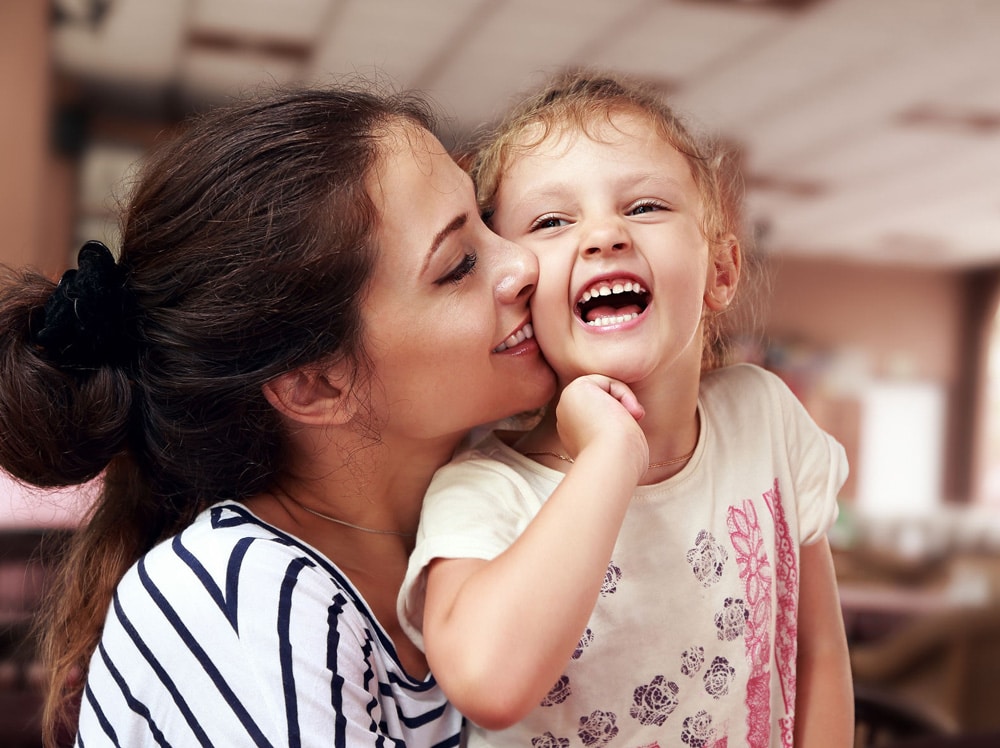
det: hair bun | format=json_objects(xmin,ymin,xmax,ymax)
[{"xmin": 32, "ymin": 240, "xmax": 129, "ymax": 371}]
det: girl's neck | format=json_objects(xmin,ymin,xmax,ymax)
[{"xmin": 520, "ymin": 373, "xmax": 702, "ymax": 485}]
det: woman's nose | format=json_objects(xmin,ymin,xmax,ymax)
[
  {"xmin": 495, "ymin": 236, "xmax": 537, "ymax": 304},
  {"xmin": 581, "ymin": 215, "xmax": 631, "ymax": 257}
]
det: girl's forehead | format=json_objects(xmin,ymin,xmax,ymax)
[{"xmin": 509, "ymin": 109, "xmax": 672, "ymax": 161}]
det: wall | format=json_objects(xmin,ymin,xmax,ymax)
[
  {"xmin": 765, "ymin": 256, "xmax": 964, "ymax": 384},
  {"xmin": 762, "ymin": 255, "xmax": 969, "ymax": 506},
  {"xmin": 0, "ymin": 1, "xmax": 73, "ymax": 276}
]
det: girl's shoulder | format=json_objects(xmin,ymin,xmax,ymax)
[{"xmin": 700, "ymin": 363, "xmax": 795, "ymax": 410}]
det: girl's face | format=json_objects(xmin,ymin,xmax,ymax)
[
  {"xmin": 490, "ymin": 111, "xmax": 737, "ymax": 391},
  {"xmin": 360, "ymin": 125, "xmax": 555, "ymax": 442}
]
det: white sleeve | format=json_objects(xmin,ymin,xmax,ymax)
[
  {"xmin": 767, "ymin": 370, "xmax": 849, "ymax": 545},
  {"xmin": 398, "ymin": 456, "xmax": 536, "ymax": 651}
]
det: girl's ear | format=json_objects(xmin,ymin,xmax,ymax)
[
  {"xmin": 705, "ymin": 236, "xmax": 741, "ymax": 311},
  {"xmin": 262, "ymin": 363, "xmax": 359, "ymax": 427}
]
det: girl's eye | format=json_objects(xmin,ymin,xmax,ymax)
[
  {"xmin": 529, "ymin": 214, "xmax": 569, "ymax": 232},
  {"xmin": 437, "ymin": 252, "xmax": 478, "ymax": 285},
  {"xmin": 629, "ymin": 200, "xmax": 666, "ymax": 216}
]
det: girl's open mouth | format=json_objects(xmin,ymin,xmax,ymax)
[{"xmin": 576, "ymin": 278, "xmax": 649, "ymax": 327}]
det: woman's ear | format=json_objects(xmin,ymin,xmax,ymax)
[
  {"xmin": 705, "ymin": 236, "xmax": 741, "ymax": 311},
  {"xmin": 262, "ymin": 363, "xmax": 359, "ymax": 426}
]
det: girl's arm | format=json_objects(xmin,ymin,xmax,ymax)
[
  {"xmin": 794, "ymin": 536, "xmax": 854, "ymax": 746},
  {"xmin": 422, "ymin": 375, "xmax": 648, "ymax": 730}
]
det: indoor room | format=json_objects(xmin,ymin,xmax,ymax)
[{"xmin": 2, "ymin": 1, "xmax": 999, "ymax": 746}]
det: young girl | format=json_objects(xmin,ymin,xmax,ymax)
[{"xmin": 398, "ymin": 72, "xmax": 853, "ymax": 747}]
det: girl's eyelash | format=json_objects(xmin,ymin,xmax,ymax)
[
  {"xmin": 437, "ymin": 252, "xmax": 478, "ymax": 285},
  {"xmin": 528, "ymin": 214, "xmax": 564, "ymax": 231},
  {"xmin": 630, "ymin": 199, "xmax": 666, "ymax": 214}
]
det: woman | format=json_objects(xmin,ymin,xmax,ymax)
[{"xmin": 0, "ymin": 86, "xmax": 554, "ymax": 747}]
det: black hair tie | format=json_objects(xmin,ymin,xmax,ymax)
[{"xmin": 33, "ymin": 240, "xmax": 129, "ymax": 371}]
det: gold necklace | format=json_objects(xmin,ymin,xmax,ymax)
[
  {"xmin": 524, "ymin": 446, "xmax": 696, "ymax": 470},
  {"xmin": 295, "ymin": 502, "xmax": 416, "ymax": 537}
]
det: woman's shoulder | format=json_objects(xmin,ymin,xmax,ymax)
[{"xmin": 122, "ymin": 502, "xmax": 365, "ymax": 620}]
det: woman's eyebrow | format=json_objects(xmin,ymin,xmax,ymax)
[{"xmin": 422, "ymin": 213, "xmax": 469, "ymax": 273}]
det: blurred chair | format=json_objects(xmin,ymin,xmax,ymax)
[
  {"xmin": 854, "ymin": 683, "xmax": 953, "ymax": 747},
  {"xmin": 1, "ymin": 528, "xmax": 72, "ymax": 748},
  {"xmin": 851, "ymin": 604, "xmax": 1000, "ymax": 736}
]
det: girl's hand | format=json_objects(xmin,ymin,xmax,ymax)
[{"xmin": 555, "ymin": 374, "xmax": 649, "ymax": 482}]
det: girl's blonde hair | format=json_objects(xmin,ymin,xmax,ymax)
[{"xmin": 470, "ymin": 70, "xmax": 748, "ymax": 369}]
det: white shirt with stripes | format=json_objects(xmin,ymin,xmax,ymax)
[{"xmin": 76, "ymin": 502, "xmax": 460, "ymax": 748}]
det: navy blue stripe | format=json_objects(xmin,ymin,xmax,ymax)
[
  {"xmin": 112, "ymin": 589, "xmax": 213, "ymax": 747},
  {"xmin": 82, "ymin": 681, "xmax": 120, "ymax": 748},
  {"xmin": 431, "ymin": 732, "xmax": 462, "ymax": 748},
  {"xmin": 226, "ymin": 536, "xmax": 254, "ymax": 630},
  {"xmin": 358, "ymin": 631, "xmax": 385, "ymax": 743},
  {"xmin": 214, "ymin": 504, "xmax": 410, "ymax": 666},
  {"xmin": 136, "ymin": 558, "xmax": 274, "ymax": 747},
  {"xmin": 326, "ymin": 597, "xmax": 350, "ymax": 748},
  {"xmin": 400, "ymin": 701, "xmax": 450, "ymax": 729},
  {"xmin": 171, "ymin": 534, "xmax": 253, "ymax": 633},
  {"xmin": 97, "ymin": 641, "xmax": 169, "ymax": 746},
  {"xmin": 277, "ymin": 555, "xmax": 316, "ymax": 748}
]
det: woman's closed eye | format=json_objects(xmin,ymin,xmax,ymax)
[{"xmin": 436, "ymin": 252, "xmax": 478, "ymax": 285}]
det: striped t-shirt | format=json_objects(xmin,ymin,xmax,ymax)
[{"xmin": 76, "ymin": 502, "xmax": 460, "ymax": 747}]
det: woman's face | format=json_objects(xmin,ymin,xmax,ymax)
[{"xmin": 359, "ymin": 124, "xmax": 555, "ymax": 442}]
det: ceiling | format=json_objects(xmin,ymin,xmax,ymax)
[{"xmin": 51, "ymin": 0, "xmax": 1000, "ymax": 269}]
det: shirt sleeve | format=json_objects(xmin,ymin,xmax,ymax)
[
  {"xmin": 398, "ymin": 455, "xmax": 536, "ymax": 651},
  {"xmin": 765, "ymin": 368, "xmax": 849, "ymax": 545}
]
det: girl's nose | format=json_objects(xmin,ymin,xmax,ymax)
[
  {"xmin": 581, "ymin": 215, "xmax": 631, "ymax": 257},
  {"xmin": 495, "ymin": 235, "xmax": 537, "ymax": 304}
]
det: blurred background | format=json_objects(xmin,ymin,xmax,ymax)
[{"xmin": 2, "ymin": 0, "xmax": 999, "ymax": 745}]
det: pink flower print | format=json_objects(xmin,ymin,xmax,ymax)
[
  {"xmin": 680, "ymin": 646, "xmax": 704, "ymax": 676},
  {"xmin": 629, "ymin": 675, "xmax": 679, "ymax": 726},
  {"xmin": 702, "ymin": 657, "xmax": 735, "ymax": 699},
  {"xmin": 532, "ymin": 733, "xmax": 570, "ymax": 748},
  {"xmin": 601, "ymin": 563, "xmax": 622, "ymax": 596},
  {"xmin": 541, "ymin": 675, "xmax": 571, "ymax": 706},
  {"xmin": 681, "ymin": 710, "xmax": 716, "ymax": 747},
  {"xmin": 714, "ymin": 597, "xmax": 749, "ymax": 641},
  {"xmin": 686, "ymin": 531, "xmax": 728, "ymax": 587},
  {"xmin": 578, "ymin": 710, "xmax": 619, "ymax": 747},
  {"xmin": 573, "ymin": 628, "xmax": 594, "ymax": 659}
]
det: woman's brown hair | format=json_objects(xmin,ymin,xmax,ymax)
[{"xmin": 0, "ymin": 85, "xmax": 435, "ymax": 745}]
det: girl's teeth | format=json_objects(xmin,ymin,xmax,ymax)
[
  {"xmin": 586, "ymin": 312, "xmax": 639, "ymax": 327},
  {"xmin": 579, "ymin": 281, "xmax": 646, "ymax": 304}
]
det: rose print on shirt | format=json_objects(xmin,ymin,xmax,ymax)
[
  {"xmin": 532, "ymin": 732, "xmax": 570, "ymax": 748},
  {"xmin": 629, "ymin": 675, "xmax": 679, "ymax": 726},
  {"xmin": 681, "ymin": 710, "xmax": 716, "ymax": 747},
  {"xmin": 573, "ymin": 628, "xmax": 594, "ymax": 659},
  {"xmin": 541, "ymin": 675, "xmax": 571, "ymax": 706},
  {"xmin": 703, "ymin": 657, "xmax": 735, "ymax": 699},
  {"xmin": 601, "ymin": 563, "xmax": 622, "ymax": 596},
  {"xmin": 681, "ymin": 646, "xmax": 705, "ymax": 676},
  {"xmin": 578, "ymin": 710, "xmax": 619, "ymax": 747},
  {"xmin": 714, "ymin": 597, "xmax": 749, "ymax": 641},
  {"xmin": 686, "ymin": 531, "xmax": 728, "ymax": 587}
]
